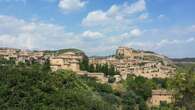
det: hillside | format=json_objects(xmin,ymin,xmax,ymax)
[
  {"xmin": 0, "ymin": 61, "xmax": 117, "ymax": 110},
  {"xmin": 0, "ymin": 58, "xmax": 161, "ymax": 110},
  {"xmin": 0, "ymin": 50, "xmax": 195, "ymax": 110},
  {"xmin": 171, "ymin": 58, "xmax": 195, "ymax": 63},
  {"xmin": 43, "ymin": 48, "xmax": 86, "ymax": 55}
]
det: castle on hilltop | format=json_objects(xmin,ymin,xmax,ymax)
[{"xmin": 116, "ymin": 46, "xmax": 143, "ymax": 59}]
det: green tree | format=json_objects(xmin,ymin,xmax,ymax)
[
  {"xmin": 0, "ymin": 62, "xmax": 117, "ymax": 110},
  {"xmin": 79, "ymin": 57, "xmax": 89, "ymax": 71},
  {"xmin": 124, "ymin": 76, "xmax": 152, "ymax": 101},
  {"xmin": 167, "ymin": 67, "xmax": 195, "ymax": 110},
  {"xmin": 88, "ymin": 64, "xmax": 95, "ymax": 72}
]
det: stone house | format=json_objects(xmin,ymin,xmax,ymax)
[
  {"xmin": 17, "ymin": 51, "xmax": 45, "ymax": 64},
  {"xmin": 49, "ymin": 52, "xmax": 82, "ymax": 72},
  {"xmin": 77, "ymin": 71, "xmax": 108, "ymax": 83},
  {"xmin": 0, "ymin": 48, "xmax": 45, "ymax": 64},
  {"xmin": 147, "ymin": 89, "xmax": 173, "ymax": 107},
  {"xmin": 86, "ymin": 72, "xmax": 108, "ymax": 83},
  {"xmin": 0, "ymin": 48, "xmax": 17, "ymax": 59}
]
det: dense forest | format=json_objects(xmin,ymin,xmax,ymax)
[{"xmin": 0, "ymin": 58, "xmax": 195, "ymax": 110}]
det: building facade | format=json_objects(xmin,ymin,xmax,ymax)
[
  {"xmin": 148, "ymin": 90, "xmax": 173, "ymax": 107},
  {"xmin": 49, "ymin": 52, "xmax": 82, "ymax": 72}
]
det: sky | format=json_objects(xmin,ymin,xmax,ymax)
[{"xmin": 0, "ymin": 0, "xmax": 195, "ymax": 58}]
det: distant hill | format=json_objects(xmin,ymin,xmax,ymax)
[
  {"xmin": 43, "ymin": 48, "xmax": 86, "ymax": 56},
  {"xmin": 0, "ymin": 47, "xmax": 88, "ymax": 58},
  {"xmin": 89, "ymin": 55, "xmax": 115, "ymax": 59},
  {"xmin": 171, "ymin": 58, "xmax": 195, "ymax": 63}
]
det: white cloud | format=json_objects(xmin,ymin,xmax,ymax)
[
  {"xmin": 107, "ymin": 33, "xmax": 129, "ymax": 44},
  {"xmin": 130, "ymin": 28, "xmax": 142, "ymax": 37},
  {"xmin": 0, "ymin": 15, "xmax": 84, "ymax": 50},
  {"xmin": 82, "ymin": 0, "xmax": 147, "ymax": 28},
  {"xmin": 106, "ymin": 28, "xmax": 142, "ymax": 44},
  {"xmin": 82, "ymin": 30, "xmax": 103, "ymax": 39},
  {"xmin": 58, "ymin": 0, "xmax": 86, "ymax": 13},
  {"xmin": 127, "ymin": 37, "xmax": 195, "ymax": 50},
  {"xmin": 0, "ymin": 15, "xmax": 195, "ymax": 58},
  {"xmin": 82, "ymin": 10, "xmax": 108, "ymax": 26},
  {"xmin": 157, "ymin": 37, "xmax": 195, "ymax": 46},
  {"xmin": 123, "ymin": 0, "xmax": 146, "ymax": 14},
  {"xmin": 0, "ymin": 15, "xmax": 120, "ymax": 56},
  {"xmin": 107, "ymin": 5, "xmax": 120, "ymax": 16}
]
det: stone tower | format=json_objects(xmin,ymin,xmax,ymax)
[{"xmin": 116, "ymin": 47, "xmax": 133, "ymax": 58}]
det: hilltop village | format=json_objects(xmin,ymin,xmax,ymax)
[
  {"xmin": 0, "ymin": 47, "xmax": 176, "ymax": 81},
  {"xmin": 89, "ymin": 47, "xmax": 175, "ymax": 79},
  {"xmin": 0, "ymin": 46, "xmax": 176, "ymax": 107}
]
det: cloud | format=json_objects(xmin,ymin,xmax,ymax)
[
  {"xmin": 0, "ymin": 15, "xmax": 84, "ymax": 50},
  {"xmin": 82, "ymin": 10, "xmax": 108, "ymax": 26},
  {"xmin": 123, "ymin": 0, "xmax": 146, "ymax": 14},
  {"xmin": 58, "ymin": 0, "xmax": 86, "ymax": 13},
  {"xmin": 121, "ymin": 24, "xmax": 195, "ymax": 58},
  {"xmin": 125, "ymin": 37, "xmax": 195, "ymax": 51},
  {"xmin": 82, "ymin": 0, "xmax": 147, "ymax": 28},
  {"xmin": 0, "ymin": 15, "xmax": 120, "ymax": 56},
  {"xmin": 106, "ymin": 28, "xmax": 142, "ymax": 44},
  {"xmin": 157, "ymin": 37, "xmax": 195, "ymax": 46},
  {"xmin": 82, "ymin": 30, "xmax": 103, "ymax": 39},
  {"xmin": 130, "ymin": 28, "xmax": 142, "ymax": 37},
  {"xmin": 0, "ymin": 15, "xmax": 195, "ymax": 57}
]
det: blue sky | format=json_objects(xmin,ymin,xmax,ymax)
[{"xmin": 0, "ymin": 0, "xmax": 195, "ymax": 58}]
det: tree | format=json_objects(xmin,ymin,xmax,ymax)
[
  {"xmin": 80, "ymin": 60, "xmax": 119, "ymax": 76},
  {"xmin": 124, "ymin": 76, "xmax": 152, "ymax": 101},
  {"xmin": 167, "ymin": 67, "xmax": 195, "ymax": 110},
  {"xmin": 89, "ymin": 64, "xmax": 95, "ymax": 72},
  {"xmin": 79, "ymin": 57, "xmax": 89, "ymax": 71},
  {"xmin": 0, "ymin": 62, "xmax": 117, "ymax": 110}
]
